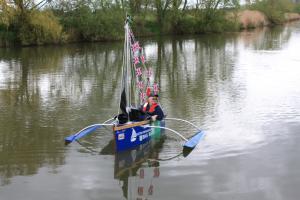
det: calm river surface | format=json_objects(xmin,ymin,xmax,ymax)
[{"xmin": 1, "ymin": 22, "xmax": 300, "ymax": 200}]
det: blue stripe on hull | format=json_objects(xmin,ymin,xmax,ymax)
[
  {"xmin": 114, "ymin": 121, "xmax": 164, "ymax": 152},
  {"xmin": 115, "ymin": 126, "xmax": 152, "ymax": 151}
]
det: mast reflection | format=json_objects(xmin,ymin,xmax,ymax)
[
  {"xmin": 116, "ymin": 146, "xmax": 161, "ymax": 200},
  {"xmin": 101, "ymin": 133, "xmax": 165, "ymax": 200}
]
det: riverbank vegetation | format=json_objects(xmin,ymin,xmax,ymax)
[{"xmin": 1, "ymin": 0, "xmax": 300, "ymax": 46}]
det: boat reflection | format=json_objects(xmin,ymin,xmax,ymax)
[
  {"xmin": 77, "ymin": 126, "xmax": 192, "ymax": 200},
  {"xmin": 101, "ymin": 135, "xmax": 164, "ymax": 200},
  {"xmin": 115, "ymin": 147, "xmax": 161, "ymax": 199}
]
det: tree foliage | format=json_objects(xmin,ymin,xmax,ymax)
[
  {"xmin": 0, "ymin": 0, "xmax": 298, "ymax": 46},
  {"xmin": 18, "ymin": 10, "xmax": 62, "ymax": 45},
  {"xmin": 249, "ymin": 0, "xmax": 294, "ymax": 24},
  {"xmin": 0, "ymin": 0, "xmax": 15, "ymax": 28},
  {"xmin": 1, "ymin": 0, "xmax": 62, "ymax": 45}
]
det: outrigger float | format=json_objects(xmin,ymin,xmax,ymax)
[{"xmin": 65, "ymin": 15, "xmax": 205, "ymax": 152}]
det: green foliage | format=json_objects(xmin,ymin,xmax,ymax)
[
  {"xmin": 173, "ymin": 14, "xmax": 198, "ymax": 34},
  {"xmin": 222, "ymin": 18, "xmax": 240, "ymax": 32},
  {"xmin": 294, "ymin": 4, "xmax": 300, "ymax": 13},
  {"xmin": 0, "ymin": 31, "xmax": 16, "ymax": 47},
  {"xmin": 60, "ymin": 6, "xmax": 124, "ymax": 41},
  {"xmin": 15, "ymin": 10, "xmax": 62, "ymax": 45},
  {"xmin": 0, "ymin": 0, "xmax": 297, "ymax": 47},
  {"xmin": 0, "ymin": 1, "xmax": 16, "ymax": 46},
  {"xmin": 92, "ymin": 10, "xmax": 124, "ymax": 40},
  {"xmin": 249, "ymin": 0, "xmax": 293, "ymax": 24},
  {"xmin": 0, "ymin": 0, "xmax": 16, "ymax": 30},
  {"xmin": 194, "ymin": 10, "xmax": 239, "ymax": 33},
  {"xmin": 131, "ymin": 14, "xmax": 159, "ymax": 36},
  {"xmin": 143, "ymin": 14, "xmax": 160, "ymax": 35}
]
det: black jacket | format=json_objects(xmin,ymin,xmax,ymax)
[{"xmin": 142, "ymin": 103, "xmax": 164, "ymax": 120}]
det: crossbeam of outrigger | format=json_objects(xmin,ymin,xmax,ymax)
[{"xmin": 65, "ymin": 117, "xmax": 205, "ymax": 150}]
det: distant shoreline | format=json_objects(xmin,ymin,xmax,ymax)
[
  {"xmin": 237, "ymin": 10, "xmax": 300, "ymax": 30},
  {"xmin": 1, "ymin": 9, "xmax": 300, "ymax": 48}
]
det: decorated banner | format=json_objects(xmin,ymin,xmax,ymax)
[{"xmin": 128, "ymin": 27, "xmax": 159, "ymax": 105}]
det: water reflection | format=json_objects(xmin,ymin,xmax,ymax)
[
  {"xmin": 96, "ymin": 132, "xmax": 166, "ymax": 200},
  {"xmin": 238, "ymin": 25, "xmax": 292, "ymax": 50},
  {"xmin": 0, "ymin": 43, "xmax": 124, "ymax": 186},
  {"xmin": 113, "ymin": 143, "xmax": 162, "ymax": 200}
]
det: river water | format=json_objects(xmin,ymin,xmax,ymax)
[{"xmin": 1, "ymin": 22, "xmax": 300, "ymax": 200}]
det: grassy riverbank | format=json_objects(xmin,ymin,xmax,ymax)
[{"xmin": 1, "ymin": 0, "xmax": 300, "ymax": 47}]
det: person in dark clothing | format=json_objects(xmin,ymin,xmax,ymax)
[{"xmin": 141, "ymin": 94, "xmax": 164, "ymax": 121}]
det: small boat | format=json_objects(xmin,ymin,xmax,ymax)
[
  {"xmin": 113, "ymin": 120, "xmax": 165, "ymax": 151},
  {"xmin": 65, "ymin": 15, "xmax": 205, "ymax": 152}
]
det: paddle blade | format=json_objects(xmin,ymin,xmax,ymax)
[
  {"xmin": 65, "ymin": 124, "xmax": 102, "ymax": 144},
  {"xmin": 183, "ymin": 131, "xmax": 205, "ymax": 149}
]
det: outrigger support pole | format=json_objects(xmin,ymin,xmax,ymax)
[
  {"xmin": 145, "ymin": 125, "xmax": 205, "ymax": 149},
  {"xmin": 146, "ymin": 125, "xmax": 188, "ymax": 141},
  {"xmin": 65, "ymin": 123, "xmax": 114, "ymax": 144},
  {"xmin": 164, "ymin": 117, "xmax": 201, "ymax": 131},
  {"xmin": 163, "ymin": 118, "xmax": 205, "ymax": 149},
  {"xmin": 102, "ymin": 118, "xmax": 115, "ymax": 124}
]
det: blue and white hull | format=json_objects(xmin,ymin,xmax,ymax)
[{"xmin": 114, "ymin": 121, "xmax": 164, "ymax": 152}]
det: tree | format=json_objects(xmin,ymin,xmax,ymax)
[
  {"xmin": 154, "ymin": 0, "xmax": 172, "ymax": 28},
  {"xmin": 0, "ymin": 0, "xmax": 62, "ymax": 45},
  {"xmin": 0, "ymin": 0, "xmax": 14, "ymax": 29}
]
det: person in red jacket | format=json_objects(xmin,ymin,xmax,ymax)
[{"xmin": 141, "ymin": 94, "xmax": 164, "ymax": 121}]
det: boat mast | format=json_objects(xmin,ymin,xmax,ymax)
[
  {"xmin": 120, "ymin": 14, "xmax": 158, "ymax": 114},
  {"xmin": 119, "ymin": 16, "xmax": 133, "ymax": 114},
  {"xmin": 124, "ymin": 20, "xmax": 131, "ymax": 107}
]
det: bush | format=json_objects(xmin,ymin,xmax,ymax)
[
  {"xmin": 0, "ymin": 30, "xmax": 16, "ymax": 47},
  {"xmin": 131, "ymin": 14, "xmax": 160, "ymax": 36},
  {"xmin": 59, "ymin": 6, "xmax": 124, "ymax": 42},
  {"xmin": 174, "ymin": 14, "xmax": 198, "ymax": 34},
  {"xmin": 249, "ymin": 0, "xmax": 293, "ymax": 24},
  {"xmin": 16, "ymin": 10, "xmax": 62, "ymax": 45},
  {"xmin": 143, "ymin": 14, "xmax": 160, "ymax": 35},
  {"xmin": 194, "ymin": 10, "xmax": 239, "ymax": 33},
  {"xmin": 294, "ymin": 4, "xmax": 300, "ymax": 13}
]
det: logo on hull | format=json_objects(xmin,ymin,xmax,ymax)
[{"xmin": 130, "ymin": 128, "xmax": 137, "ymax": 142}]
